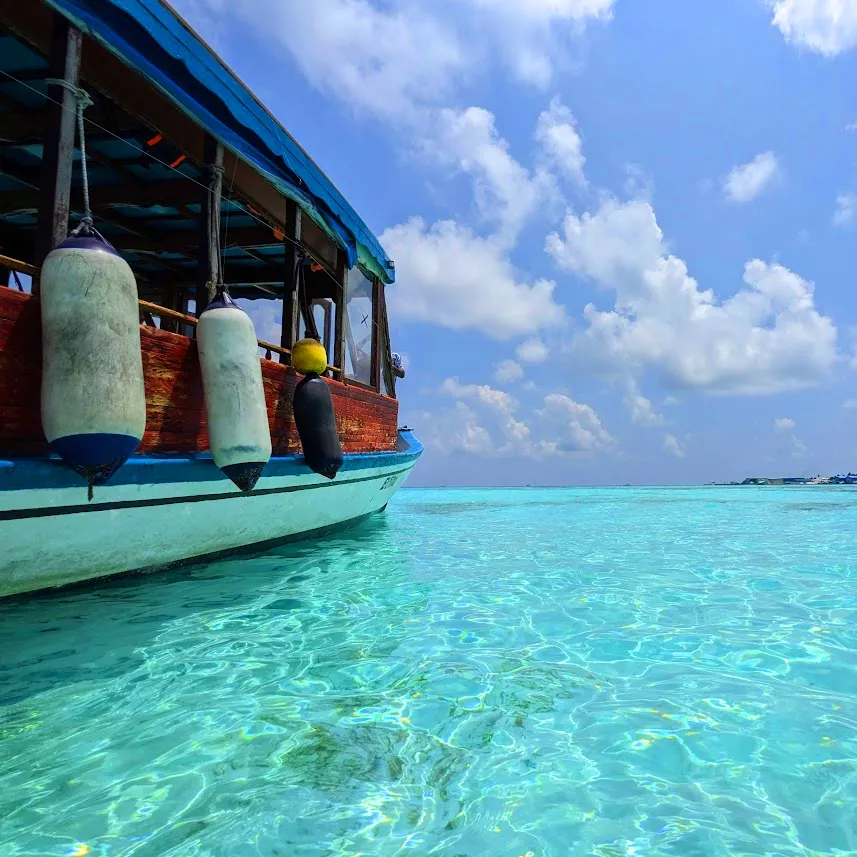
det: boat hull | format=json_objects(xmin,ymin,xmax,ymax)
[{"xmin": 0, "ymin": 431, "xmax": 422, "ymax": 598}]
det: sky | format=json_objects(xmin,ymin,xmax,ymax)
[{"xmin": 172, "ymin": 0, "xmax": 857, "ymax": 486}]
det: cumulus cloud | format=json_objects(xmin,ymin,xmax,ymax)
[
  {"xmin": 540, "ymin": 393, "xmax": 615, "ymax": 452},
  {"xmin": 624, "ymin": 379, "xmax": 664, "ymax": 426},
  {"xmin": 663, "ymin": 434, "xmax": 685, "ymax": 458},
  {"xmin": 723, "ymin": 152, "xmax": 780, "ymax": 204},
  {"xmin": 441, "ymin": 377, "xmax": 531, "ymax": 445},
  {"xmin": 494, "ymin": 359, "xmax": 525, "ymax": 382},
  {"xmin": 535, "ymin": 97, "xmax": 586, "ymax": 184},
  {"xmin": 383, "ymin": 217, "xmax": 565, "ymax": 339},
  {"xmin": 433, "ymin": 106, "xmax": 552, "ymax": 244},
  {"xmin": 546, "ymin": 197, "xmax": 838, "ymax": 394},
  {"xmin": 462, "ymin": 0, "xmax": 615, "ymax": 87},
  {"xmin": 516, "ymin": 338, "xmax": 550, "ymax": 363},
  {"xmin": 240, "ymin": 298, "xmax": 282, "ymax": 348},
  {"xmin": 422, "ymin": 401, "xmax": 494, "ymax": 455},
  {"xmin": 769, "ymin": 0, "xmax": 857, "ymax": 56},
  {"xmin": 774, "ymin": 417, "xmax": 806, "ymax": 457},
  {"xmin": 833, "ymin": 193, "xmax": 855, "ymax": 227},
  {"xmin": 173, "ymin": 0, "xmax": 614, "ymax": 119},
  {"xmin": 426, "ymin": 377, "xmax": 613, "ymax": 457}
]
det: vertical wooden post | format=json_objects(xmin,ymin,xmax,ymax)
[
  {"xmin": 195, "ymin": 135, "xmax": 224, "ymax": 317},
  {"xmin": 333, "ymin": 249, "xmax": 348, "ymax": 381},
  {"xmin": 371, "ymin": 278, "xmax": 382, "ymax": 391},
  {"xmin": 379, "ymin": 285, "xmax": 396, "ymax": 397},
  {"xmin": 280, "ymin": 198, "xmax": 301, "ymax": 361},
  {"xmin": 35, "ymin": 20, "xmax": 83, "ymax": 288}
]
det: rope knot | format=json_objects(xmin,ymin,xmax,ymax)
[{"xmin": 45, "ymin": 79, "xmax": 94, "ymax": 229}]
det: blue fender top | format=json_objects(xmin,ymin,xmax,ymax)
[{"xmin": 44, "ymin": 0, "xmax": 395, "ymax": 284}]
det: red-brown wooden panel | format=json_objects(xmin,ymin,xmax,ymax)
[{"xmin": 0, "ymin": 287, "xmax": 398, "ymax": 458}]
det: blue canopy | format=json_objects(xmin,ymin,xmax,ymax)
[{"xmin": 44, "ymin": 0, "xmax": 395, "ymax": 283}]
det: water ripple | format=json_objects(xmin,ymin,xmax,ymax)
[{"xmin": 2, "ymin": 488, "xmax": 857, "ymax": 855}]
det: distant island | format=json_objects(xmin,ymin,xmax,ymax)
[{"xmin": 710, "ymin": 474, "xmax": 857, "ymax": 486}]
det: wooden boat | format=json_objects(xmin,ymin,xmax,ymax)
[{"xmin": 0, "ymin": 0, "xmax": 421, "ymax": 597}]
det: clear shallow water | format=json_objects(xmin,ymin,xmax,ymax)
[{"xmin": 2, "ymin": 487, "xmax": 857, "ymax": 857}]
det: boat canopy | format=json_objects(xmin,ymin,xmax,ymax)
[{"xmin": 43, "ymin": 0, "xmax": 395, "ymax": 284}]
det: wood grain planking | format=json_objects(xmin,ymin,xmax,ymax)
[{"xmin": 0, "ymin": 288, "xmax": 398, "ymax": 458}]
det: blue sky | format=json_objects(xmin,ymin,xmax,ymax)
[{"xmin": 174, "ymin": 0, "xmax": 857, "ymax": 486}]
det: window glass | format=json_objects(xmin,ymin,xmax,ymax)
[
  {"xmin": 298, "ymin": 299, "xmax": 334, "ymax": 361},
  {"xmin": 344, "ymin": 267, "xmax": 374, "ymax": 384}
]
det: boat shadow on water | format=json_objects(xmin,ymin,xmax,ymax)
[{"xmin": 0, "ymin": 513, "xmax": 394, "ymax": 708}]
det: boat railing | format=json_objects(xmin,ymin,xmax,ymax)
[{"xmin": 0, "ymin": 253, "xmax": 341, "ymax": 374}]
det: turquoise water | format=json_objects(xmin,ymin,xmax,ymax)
[{"xmin": 2, "ymin": 488, "xmax": 857, "ymax": 857}]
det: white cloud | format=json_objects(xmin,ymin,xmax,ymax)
[
  {"xmin": 546, "ymin": 197, "xmax": 838, "ymax": 395},
  {"xmin": 516, "ymin": 338, "xmax": 550, "ymax": 363},
  {"xmin": 541, "ymin": 393, "xmax": 615, "ymax": 452},
  {"xmin": 383, "ymin": 217, "xmax": 565, "ymax": 339},
  {"xmin": 462, "ymin": 0, "xmax": 615, "ymax": 87},
  {"xmin": 624, "ymin": 164, "xmax": 655, "ymax": 201},
  {"xmin": 535, "ymin": 97, "xmax": 586, "ymax": 184},
  {"xmin": 472, "ymin": 0, "xmax": 615, "ymax": 21},
  {"xmin": 240, "ymin": 298, "xmax": 282, "ymax": 346},
  {"xmin": 663, "ymin": 434, "xmax": 685, "ymax": 458},
  {"xmin": 769, "ymin": 0, "xmax": 857, "ymax": 56},
  {"xmin": 723, "ymin": 152, "xmax": 780, "ymax": 204},
  {"xmin": 429, "ymin": 377, "xmax": 613, "ymax": 457},
  {"xmin": 433, "ymin": 106, "xmax": 551, "ymax": 244},
  {"xmin": 844, "ymin": 399, "xmax": 857, "ymax": 409},
  {"xmin": 833, "ymin": 193, "xmax": 855, "ymax": 227},
  {"xmin": 774, "ymin": 417, "xmax": 807, "ymax": 457},
  {"xmin": 177, "ymin": 0, "xmax": 466, "ymax": 123},
  {"xmin": 441, "ymin": 377, "xmax": 531, "ymax": 445},
  {"xmin": 494, "ymin": 359, "xmax": 525, "ymax": 382},
  {"xmin": 422, "ymin": 401, "xmax": 495, "ymax": 455},
  {"xmin": 624, "ymin": 379, "xmax": 664, "ymax": 426},
  {"xmin": 174, "ymin": 0, "xmax": 614, "ymax": 122}
]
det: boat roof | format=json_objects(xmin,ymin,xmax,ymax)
[{"xmin": 30, "ymin": 0, "xmax": 395, "ymax": 284}]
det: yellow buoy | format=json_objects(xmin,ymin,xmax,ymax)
[{"xmin": 292, "ymin": 337, "xmax": 328, "ymax": 375}]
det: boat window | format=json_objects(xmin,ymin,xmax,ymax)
[
  {"xmin": 298, "ymin": 298, "xmax": 335, "ymax": 361},
  {"xmin": 344, "ymin": 267, "xmax": 374, "ymax": 385}
]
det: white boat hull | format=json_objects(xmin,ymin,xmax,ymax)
[{"xmin": 0, "ymin": 431, "xmax": 422, "ymax": 597}]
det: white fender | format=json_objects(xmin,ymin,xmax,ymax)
[
  {"xmin": 40, "ymin": 232, "xmax": 146, "ymax": 484},
  {"xmin": 197, "ymin": 290, "xmax": 272, "ymax": 491}
]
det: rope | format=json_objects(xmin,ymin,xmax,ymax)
[
  {"xmin": 45, "ymin": 78, "xmax": 94, "ymax": 230},
  {"xmin": 295, "ymin": 249, "xmax": 321, "ymax": 342},
  {"xmin": 205, "ymin": 160, "xmax": 225, "ymax": 298}
]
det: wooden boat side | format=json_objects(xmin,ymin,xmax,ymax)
[{"xmin": 0, "ymin": 287, "xmax": 398, "ymax": 459}]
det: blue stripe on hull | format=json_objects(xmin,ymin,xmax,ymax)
[{"xmin": 0, "ymin": 431, "xmax": 423, "ymax": 492}]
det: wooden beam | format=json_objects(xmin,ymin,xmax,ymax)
[
  {"xmin": 378, "ymin": 283, "xmax": 396, "ymax": 397},
  {"xmin": 1, "ymin": 2, "xmax": 349, "ymax": 289},
  {"xmin": 195, "ymin": 135, "xmax": 223, "ymax": 315},
  {"xmin": 35, "ymin": 18, "xmax": 83, "ymax": 276},
  {"xmin": 144, "ymin": 267, "xmax": 285, "ymax": 289},
  {"xmin": 333, "ymin": 249, "xmax": 347, "ymax": 382},
  {"xmin": 0, "ymin": 253, "xmax": 38, "ymax": 277},
  {"xmin": 371, "ymin": 278, "xmax": 382, "ymax": 391},
  {"xmin": 0, "ymin": 106, "xmax": 144, "ymax": 145},
  {"xmin": 0, "ymin": 179, "xmax": 202, "ymax": 214},
  {"xmin": 280, "ymin": 198, "xmax": 300, "ymax": 358}
]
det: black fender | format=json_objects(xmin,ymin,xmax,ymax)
[{"xmin": 292, "ymin": 374, "xmax": 344, "ymax": 479}]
